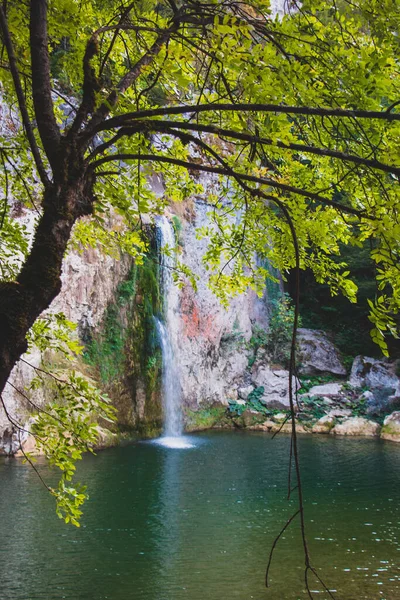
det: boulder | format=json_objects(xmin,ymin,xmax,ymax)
[
  {"xmin": 251, "ymin": 365, "xmax": 299, "ymax": 409},
  {"xmin": 238, "ymin": 385, "xmax": 254, "ymax": 400},
  {"xmin": 234, "ymin": 410, "xmax": 264, "ymax": 428},
  {"xmin": 349, "ymin": 356, "xmax": 399, "ymax": 390},
  {"xmin": 312, "ymin": 415, "xmax": 336, "ymax": 434},
  {"xmin": 331, "ymin": 417, "xmax": 381, "ymax": 437},
  {"xmin": 326, "ymin": 408, "xmax": 352, "ymax": 418},
  {"xmin": 94, "ymin": 426, "xmax": 118, "ymax": 449},
  {"xmin": 270, "ymin": 421, "xmax": 308, "ymax": 434},
  {"xmin": 14, "ymin": 432, "xmax": 41, "ymax": 457},
  {"xmin": 248, "ymin": 420, "xmax": 275, "ymax": 431},
  {"xmin": 381, "ymin": 412, "xmax": 400, "ymax": 443},
  {"xmin": 297, "ymin": 329, "xmax": 346, "ymax": 376},
  {"xmin": 308, "ymin": 382, "xmax": 343, "ymax": 396},
  {"xmin": 272, "ymin": 412, "xmax": 289, "ymax": 422}
]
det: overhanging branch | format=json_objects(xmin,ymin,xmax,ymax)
[
  {"xmin": 107, "ymin": 119, "xmax": 400, "ymax": 177},
  {"xmin": 29, "ymin": 0, "xmax": 60, "ymax": 170},
  {"xmin": 93, "ymin": 102, "xmax": 400, "ymax": 135},
  {"xmin": 0, "ymin": 5, "xmax": 49, "ymax": 186},
  {"xmin": 89, "ymin": 152, "xmax": 370, "ymax": 218}
]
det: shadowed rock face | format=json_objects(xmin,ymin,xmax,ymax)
[
  {"xmin": 350, "ymin": 356, "xmax": 399, "ymax": 389},
  {"xmin": 297, "ymin": 328, "xmax": 346, "ymax": 376},
  {"xmin": 381, "ymin": 412, "xmax": 400, "ymax": 442}
]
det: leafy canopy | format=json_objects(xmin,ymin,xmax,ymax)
[{"xmin": 0, "ymin": 0, "xmax": 399, "ymax": 353}]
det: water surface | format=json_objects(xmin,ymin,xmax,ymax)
[{"xmin": 0, "ymin": 431, "xmax": 399, "ymax": 600}]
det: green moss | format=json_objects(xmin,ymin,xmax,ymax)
[
  {"xmin": 185, "ymin": 405, "xmax": 228, "ymax": 431},
  {"xmin": 381, "ymin": 425, "xmax": 400, "ymax": 437},
  {"xmin": 82, "ymin": 236, "xmax": 164, "ymax": 434},
  {"xmin": 83, "ymin": 265, "xmax": 138, "ymax": 383}
]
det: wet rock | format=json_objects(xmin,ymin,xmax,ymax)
[
  {"xmin": 308, "ymin": 383, "xmax": 342, "ymax": 396},
  {"xmin": 297, "ymin": 329, "xmax": 346, "ymax": 376},
  {"xmin": 331, "ymin": 417, "xmax": 381, "ymax": 437},
  {"xmin": 381, "ymin": 412, "xmax": 400, "ymax": 443},
  {"xmin": 251, "ymin": 365, "xmax": 299, "ymax": 409},
  {"xmin": 312, "ymin": 415, "xmax": 336, "ymax": 434},
  {"xmin": 349, "ymin": 356, "xmax": 399, "ymax": 390}
]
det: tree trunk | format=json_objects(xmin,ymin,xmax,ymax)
[{"xmin": 0, "ymin": 178, "xmax": 93, "ymax": 395}]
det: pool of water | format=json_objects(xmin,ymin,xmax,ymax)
[{"xmin": 0, "ymin": 431, "xmax": 400, "ymax": 600}]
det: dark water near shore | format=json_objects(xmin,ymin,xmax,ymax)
[{"xmin": 1, "ymin": 431, "xmax": 400, "ymax": 600}]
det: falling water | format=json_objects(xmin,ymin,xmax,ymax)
[
  {"xmin": 154, "ymin": 217, "xmax": 192, "ymax": 448},
  {"xmin": 154, "ymin": 318, "xmax": 182, "ymax": 437}
]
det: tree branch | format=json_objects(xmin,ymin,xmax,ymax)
[
  {"xmin": 29, "ymin": 0, "xmax": 60, "ymax": 170},
  {"xmin": 92, "ymin": 102, "xmax": 400, "ymax": 136},
  {"xmin": 90, "ymin": 152, "xmax": 370, "ymax": 218},
  {"xmin": 0, "ymin": 5, "xmax": 49, "ymax": 186},
  {"xmin": 126, "ymin": 119, "xmax": 400, "ymax": 177},
  {"xmin": 85, "ymin": 25, "xmax": 177, "ymax": 135}
]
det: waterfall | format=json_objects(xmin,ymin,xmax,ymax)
[
  {"xmin": 154, "ymin": 217, "xmax": 192, "ymax": 448},
  {"xmin": 154, "ymin": 318, "xmax": 182, "ymax": 437}
]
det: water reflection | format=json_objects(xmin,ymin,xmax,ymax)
[{"xmin": 0, "ymin": 432, "xmax": 400, "ymax": 599}]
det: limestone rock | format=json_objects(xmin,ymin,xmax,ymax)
[
  {"xmin": 234, "ymin": 410, "xmax": 264, "ymax": 428},
  {"xmin": 331, "ymin": 417, "xmax": 381, "ymax": 437},
  {"xmin": 14, "ymin": 433, "xmax": 42, "ymax": 457},
  {"xmin": 272, "ymin": 412, "xmax": 289, "ymax": 422},
  {"xmin": 270, "ymin": 421, "xmax": 307, "ymax": 434},
  {"xmin": 381, "ymin": 412, "xmax": 400, "ymax": 443},
  {"xmin": 327, "ymin": 408, "xmax": 352, "ymax": 418},
  {"xmin": 312, "ymin": 415, "xmax": 336, "ymax": 434},
  {"xmin": 297, "ymin": 328, "xmax": 346, "ymax": 376},
  {"xmin": 251, "ymin": 365, "xmax": 299, "ymax": 409},
  {"xmin": 238, "ymin": 385, "xmax": 254, "ymax": 400},
  {"xmin": 349, "ymin": 356, "xmax": 399, "ymax": 390},
  {"xmin": 308, "ymin": 382, "xmax": 342, "ymax": 396},
  {"xmin": 248, "ymin": 420, "xmax": 274, "ymax": 431},
  {"xmin": 94, "ymin": 426, "xmax": 118, "ymax": 449}
]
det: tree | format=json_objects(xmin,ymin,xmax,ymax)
[{"xmin": 0, "ymin": 0, "xmax": 399, "ymax": 591}]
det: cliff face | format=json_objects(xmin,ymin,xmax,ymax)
[
  {"xmin": 0, "ymin": 208, "xmax": 134, "ymax": 453},
  {"xmin": 169, "ymin": 201, "xmax": 269, "ymax": 410},
  {"xmin": 1, "ymin": 180, "xmax": 274, "ymax": 454}
]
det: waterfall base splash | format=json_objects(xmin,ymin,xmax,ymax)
[{"xmin": 152, "ymin": 436, "xmax": 195, "ymax": 449}]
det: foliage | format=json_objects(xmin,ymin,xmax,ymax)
[
  {"xmin": 299, "ymin": 396, "xmax": 327, "ymax": 421},
  {"xmin": 171, "ymin": 215, "xmax": 183, "ymax": 245},
  {"xmin": 26, "ymin": 312, "xmax": 83, "ymax": 359},
  {"xmin": 248, "ymin": 294, "xmax": 300, "ymax": 368},
  {"xmin": 29, "ymin": 370, "xmax": 116, "ymax": 526},
  {"xmin": 84, "ymin": 266, "xmax": 138, "ymax": 383}
]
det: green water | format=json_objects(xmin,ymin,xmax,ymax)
[{"xmin": 1, "ymin": 431, "xmax": 400, "ymax": 600}]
